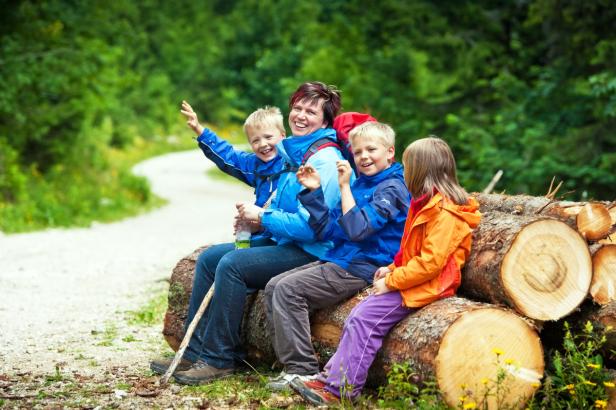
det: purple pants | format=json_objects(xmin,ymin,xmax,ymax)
[{"xmin": 321, "ymin": 291, "xmax": 413, "ymax": 399}]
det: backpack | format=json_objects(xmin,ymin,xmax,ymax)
[{"xmin": 301, "ymin": 111, "xmax": 378, "ymax": 172}]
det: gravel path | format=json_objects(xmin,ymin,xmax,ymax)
[{"xmin": 0, "ymin": 149, "xmax": 252, "ymax": 376}]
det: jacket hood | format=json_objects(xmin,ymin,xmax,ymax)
[
  {"xmin": 277, "ymin": 128, "xmax": 337, "ymax": 167},
  {"xmin": 440, "ymin": 195, "xmax": 481, "ymax": 229},
  {"xmin": 417, "ymin": 193, "xmax": 481, "ymax": 229}
]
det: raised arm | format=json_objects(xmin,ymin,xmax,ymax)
[{"xmin": 181, "ymin": 100, "xmax": 256, "ymax": 186}]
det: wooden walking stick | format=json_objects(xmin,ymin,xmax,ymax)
[{"xmin": 161, "ymin": 285, "xmax": 215, "ymax": 384}]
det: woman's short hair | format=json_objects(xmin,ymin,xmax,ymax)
[{"xmin": 289, "ymin": 81, "xmax": 341, "ymax": 127}]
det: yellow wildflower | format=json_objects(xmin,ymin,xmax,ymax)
[
  {"xmin": 587, "ymin": 363, "xmax": 601, "ymax": 369},
  {"xmin": 603, "ymin": 381, "xmax": 615, "ymax": 388},
  {"xmin": 565, "ymin": 384, "xmax": 575, "ymax": 390},
  {"xmin": 492, "ymin": 348, "xmax": 504, "ymax": 356},
  {"xmin": 505, "ymin": 358, "xmax": 514, "ymax": 365},
  {"xmin": 481, "ymin": 378, "xmax": 489, "ymax": 385},
  {"xmin": 583, "ymin": 380, "xmax": 597, "ymax": 386},
  {"xmin": 463, "ymin": 403, "xmax": 477, "ymax": 409},
  {"xmin": 531, "ymin": 383, "xmax": 541, "ymax": 388},
  {"xmin": 595, "ymin": 399, "xmax": 608, "ymax": 409}
]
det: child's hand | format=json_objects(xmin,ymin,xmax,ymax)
[
  {"xmin": 336, "ymin": 160, "xmax": 353, "ymax": 187},
  {"xmin": 236, "ymin": 202, "xmax": 264, "ymax": 223},
  {"xmin": 180, "ymin": 100, "xmax": 205, "ymax": 136},
  {"xmin": 373, "ymin": 266, "xmax": 391, "ymax": 281},
  {"xmin": 372, "ymin": 278, "xmax": 392, "ymax": 295},
  {"xmin": 296, "ymin": 165, "xmax": 321, "ymax": 191}
]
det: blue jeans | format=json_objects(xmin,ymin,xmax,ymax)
[{"xmin": 183, "ymin": 238, "xmax": 317, "ymax": 368}]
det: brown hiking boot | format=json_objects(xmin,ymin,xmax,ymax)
[
  {"xmin": 173, "ymin": 360, "xmax": 234, "ymax": 385},
  {"xmin": 149, "ymin": 357, "xmax": 194, "ymax": 375}
]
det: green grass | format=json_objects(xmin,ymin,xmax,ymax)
[
  {"xmin": 0, "ymin": 122, "xmax": 245, "ymax": 233},
  {"xmin": 126, "ymin": 288, "xmax": 168, "ymax": 326}
]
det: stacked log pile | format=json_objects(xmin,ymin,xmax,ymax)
[{"xmin": 162, "ymin": 193, "xmax": 615, "ymax": 409}]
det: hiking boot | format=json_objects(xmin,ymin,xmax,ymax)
[
  {"xmin": 149, "ymin": 357, "xmax": 194, "ymax": 375},
  {"xmin": 173, "ymin": 360, "xmax": 234, "ymax": 385},
  {"xmin": 291, "ymin": 378, "xmax": 340, "ymax": 406},
  {"xmin": 266, "ymin": 371, "xmax": 317, "ymax": 391}
]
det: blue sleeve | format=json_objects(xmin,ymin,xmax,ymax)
[
  {"xmin": 197, "ymin": 128, "xmax": 258, "ymax": 187},
  {"xmin": 298, "ymin": 187, "xmax": 345, "ymax": 241},
  {"xmin": 262, "ymin": 147, "xmax": 347, "ymax": 242},
  {"xmin": 338, "ymin": 181, "xmax": 409, "ymax": 241}
]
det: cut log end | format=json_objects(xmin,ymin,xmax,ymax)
[
  {"xmin": 577, "ymin": 203, "xmax": 612, "ymax": 241},
  {"xmin": 501, "ymin": 219, "xmax": 591, "ymax": 320},
  {"xmin": 436, "ymin": 308, "xmax": 544, "ymax": 408},
  {"xmin": 591, "ymin": 245, "xmax": 616, "ymax": 305}
]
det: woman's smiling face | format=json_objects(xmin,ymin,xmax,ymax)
[{"xmin": 288, "ymin": 98, "xmax": 327, "ymax": 136}]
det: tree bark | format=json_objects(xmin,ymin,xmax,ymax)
[
  {"xmin": 461, "ymin": 212, "xmax": 592, "ymax": 321},
  {"xmin": 474, "ymin": 193, "xmax": 614, "ymax": 242}
]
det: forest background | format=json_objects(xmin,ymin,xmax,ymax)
[{"xmin": 1, "ymin": 0, "xmax": 615, "ymax": 233}]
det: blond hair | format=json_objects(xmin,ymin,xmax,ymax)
[
  {"xmin": 402, "ymin": 136, "xmax": 468, "ymax": 205},
  {"xmin": 243, "ymin": 106, "xmax": 285, "ymax": 136},
  {"xmin": 349, "ymin": 121, "xmax": 395, "ymax": 148}
]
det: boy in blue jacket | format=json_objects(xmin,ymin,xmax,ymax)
[
  {"xmin": 180, "ymin": 101, "xmax": 285, "ymax": 209},
  {"xmin": 263, "ymin": 121, "xmax": 410, "ymax": 390}
]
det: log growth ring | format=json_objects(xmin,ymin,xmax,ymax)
[
  {"xmin": 435, "ymin": 308, "xmax": 544, "ymax": 408},
  {"xmin": 501, "ymin": 219, "xmax": 591, "ymax": 321}
]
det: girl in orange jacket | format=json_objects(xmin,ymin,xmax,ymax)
[{"xmin": 291, "ymin": 136, "xmax": 481, "ymax": 405}]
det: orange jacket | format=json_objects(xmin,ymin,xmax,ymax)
[{"xmin": 385, "ymin": 193, "xmax": 481, "ymax": 308}]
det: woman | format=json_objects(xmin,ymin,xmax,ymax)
[{"xmin": 150, "ymin": 81, "xmax": 347, "ymax": 384}]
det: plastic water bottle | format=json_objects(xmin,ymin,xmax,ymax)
[{"xmin": 235, "ymin": 221, "xmax": 251, "ymax": 249}]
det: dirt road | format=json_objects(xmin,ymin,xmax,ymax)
[{"xmin": 0, "ymin": 149, "xmax": 251, "ymax": 375}]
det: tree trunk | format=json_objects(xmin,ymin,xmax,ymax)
[
  {"xmin": 589, "ymin": 244, "xmax": 616, "ymax": 305},
  {"xmin": 162, "ymin": 250, "xmax": 544, "ymax": 409},
  {"xmin": 461, "ymin": 211, "xmax": 592, "ymax": 321},
  {"xmin": 162, "ymin": 246, "xmax": 207, "ymax": 351},
  {"xmin": 474, "ymin": 193, "xmax": 614, "ymax": 241}
]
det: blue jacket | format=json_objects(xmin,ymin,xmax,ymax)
[
  {"xmin": 197, "ymin": 128, "xmax": 284, "ymax": 207},
  {"xmin": 298, "ymin": 162, "xmax": 410, "ymax": 283},
  {"xmin": 261, "ymin": 128, "xmax": 351, "ymax": 259}
]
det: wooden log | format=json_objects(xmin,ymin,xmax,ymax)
[
  {"xmin": 162, "ymin": 250, "xmax": 544, "ymax": 410},
  {"xmin": 461, "ymin": 211, "xmax": 592, "ymax": 321},
  {"xmin": 474, "ymin": 193, "xmax": 614, "ymax": 241},
  {"xmin": 577, "ymin": 203, "xmax": 613, "ymax": 241},
  {"xmin": 162, "ymin": 246, "xmax": 207, "ymax": 351},
  {"xmin": 590, "ymin": 245, "xmax": 616, "ymax": 305}
]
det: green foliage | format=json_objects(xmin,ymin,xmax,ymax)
[
  {"xmin": 528, "ymin": 321, "xmax": 612, "ymax": 410},
  {"xmin": 377, "ymin": 362, "xmax": 448, "ymax": 409},
  {"xmin": 2, "ymin": 0, "xmax": 615, "ymax": 232}
]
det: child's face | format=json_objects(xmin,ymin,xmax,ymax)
[
  {"xmin": 247, "ymin": 126, "xmax": 285, "ymax": 162},
  {"xmin": 352, "ymin": 136, "xmax": 395, "ymax": 176}
]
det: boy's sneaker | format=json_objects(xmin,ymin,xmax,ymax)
[
  {"xmin": 149, "ymin": 357, "xmax": 194, "ymax": 375},
  {"xmin": 266, "ymin": 371, "xmax": 317, "ymax": 391},
  {"xmin": 173, "ymin": 360, "xmax": 234, "ymax": 385},
  {"xmin": 290, "ymin": 378, "xmax": 340, "ymax": 406}
]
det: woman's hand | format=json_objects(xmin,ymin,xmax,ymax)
[
  {"xmin": 336, "ymin": 160, "xmax": 353, "ymax": 187},
  {"xmin": 234, "ymin": 214, "xmax": 262, "ymax": 234},
  {"xmin": 373, "ymin": 266, "xmax": 391, "ymax": 281},
  {"xmin": 372, "ymin": 278, "xmax": 393, "ymax": 296},
  {"xmin": 236, "ymin": 202, "xmax": 264, "ymax": 223},
  {"xmin": 180, "ymin": 100, "xmax": 205, "ymax": 136},
  {"xmin": 296, "ymin": 165, "xmax": 321, "ymax": 191}
]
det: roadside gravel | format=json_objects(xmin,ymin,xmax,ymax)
[{"xmin": 0, "ymin": 149, "xmax": 254, "ymax": 407}]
